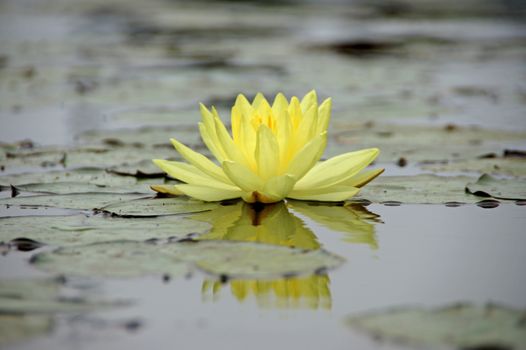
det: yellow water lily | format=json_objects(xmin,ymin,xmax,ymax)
[{"xmin": 152, "ymin": 90, "xmax": 383, "ymax": 203}]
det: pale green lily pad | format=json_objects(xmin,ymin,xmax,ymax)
[
  {"xmin": 76, "ymin": 125, "xmax": 203, "ymax": 149},
  {"xmin": 332, "ymin": 123, "xmax": 526, "ymax": 163},
  {"xmin": 0, "ymin": 314, "xmax": 52, "ymax": 346},
  {"xmin": 33, "ymin": 241, "xmax": 189, "ymax": 278},
  {"xmin": 0, "ymin": 278, "xmax": 121, "ymax": 314},
  {"xmin": 33, "ymin": 240, "xmax": 344, "ymax": 280},
  {"xmin": 100, "ymin": 197, "xmax": 220, "ymax": 217},
  {"xmin": 0, "ymin": 193, "xmax": 147, "ymax": 210},
  {"xmin": 466, "ymin": 174, "xmax": 526, "ymax": 200},
  {"xmin": 165, "ymin": 240, "xmax": 345, "ymax": 279},
  {"xmin": 346, "ymin": 303, "xmax": 526, "ymax": 349},
  {"xmin": 352, "ymin": 174, "xmax": 494, "ymax": 204},
  {"xmin": 107, "ymin": 159, "xmax": 167, "ymax": 177},
  {"xmin": 0, "ymin": 214, "xmax": 210, "ymax": 246},
  {"xmin": 0, "ymin": 145, "xmax": 178, "ymax": 172},
  {"xmin": 1, "ymin": 182, "xmax": 153, "ymax": 195},
  {"xmin": 422, "ymin": 157, "xmax": 526, "ymax": 177}
]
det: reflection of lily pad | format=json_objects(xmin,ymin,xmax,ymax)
[
  {"xmin": 0, "ymin": 193, "xmax": 147, "ymax": 210},
  {"xmin": 466, "ymin": 174, "xmax": 526, "ymax": 200},
  {"xmin": 346, "ymin": 303, "xmax": 526, "ymax": 349},
  {"xmin": 353, "ymin": 174, "xmax": 495, "ymax": 204},
  {"xmin": 101, "ymin": 197, "xmax": 219, "ymax": 217},
  {"xmin": 0, "ymin": 214, "xmax": 210, "ymax": 246},
  {"xmin": 33, "ymin": 240, "xmax": 344, "ymax": 280},
  {"xmin": 422, "ymin": 157, "xmax": 526, "ymax": 177}
]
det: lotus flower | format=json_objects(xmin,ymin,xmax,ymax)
[{"xmin": 152, "ymin": 91, "xmax": 383, "ymax": 203}]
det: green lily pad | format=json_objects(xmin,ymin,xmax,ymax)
[
  {"xmin": 33, "ymin": 241, "xmax": 189, "ymax": 278},
  {"xmin": 33, "ymin": 240, "xmax": 344, "ymax": 280},
  {"xmin": 0, "ymin": 145, "xmax": 177, "ymax": 173},
  {"xmin": 165, "ymin": 240, "xmax": 344, "ymax": 279},
  {"xmin": 100, "ymin": 197, "xmax": 220, "ymax": 217},
  {"xmin": 466, "ymin": 174, "xmax": 526, "ymax": 200},
  {"xmin": 0, "ymin": 214, "xmax": 210, "ymax": 246},
  {"xmin": 352, "ymin": 174, "xmax": 496, "ymax": 204},
  {"xmin": 1, "ymin": 182, "xmax": 153, "ymax": 195},
  {"xmin": 76, "ymin": 125, "xmax": 203, "ymax": 149},
  {"xmin": 0, "ymin": 193, "xmax": 147, "ymax": 210},
  {"xmin": 346, "ymin": 303, "xmax": 526, "ymax": 349},
  {"xmin": 422, "ymin": 157, "xmax": 526, "ymax": 177},
  {"xmin": 332, "ymin": 123, "xmax": 526, "ymax": 163},
  {"xmin": 0, "ymin": 278, "xmax": 121, "ymax": 314},
  {"xmin": 107, "ymin": 159, "xmax": 167, "ymax": 177},
  {"xmin": 0, "ymin": 314, "xmax": 52, "ymax": 346}
]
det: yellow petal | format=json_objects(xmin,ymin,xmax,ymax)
[
  {"xmin": 170, "ymin": 138, "xmax": 231, "ymax": 184},
  {"xmin": 272, "ymin": 93, "xmax": 288, "ymax": 113},
  {"xmin": 288, "ymin": 96, "xmax": 302, "ymax": 129},
  {"xmin": 316, "ymin": 98, "xmax": 332, "ymax": 134},
  {"xmin": 175, "ymin": 184, "xmax": 242, "ymax": 202},
  {"xmin": 222, "ymin": 160, "xmax": 263, "ymax": 192},
  {"xmin": 255, "ymin": 125, "xmax": 279, "ymax": 179},
  {"xmin": 295, "ymin": 148, "xmax": 379, "ymax": 190},
  {"xmin": 343, "ymin": 168, "xmax": 384, "ymax": 188},
  {"xmin": 288, "ymin": 185, "xmax": 360, "ymax": 202},
  {"xmin": 262, "ymin": 174, "xmax": 296, "ymax": 201},
  {"xmin": 150, "ymin": 184, "xmax": 184, "ymax": 195},
  {"xmin": 285, "ymin": 131, "xmax": 327, "ymax": 180},
  {"xmin": 152, "ymin": 159, "xmax": 238, "ymax": 190},
  {"xmin": 198, "ymin": 122, "xmax": 226, "ymax": 163},
  {"xmin": 300, "ymin": 90, "xmax": 317, "ymax": 113},
  {"xmin": 213, "ymin": 110, "xmax": 249, "ymax": 167},
  {"xmin": 294, "ymin": 104, "xmax": 318, "ymax": 150}
]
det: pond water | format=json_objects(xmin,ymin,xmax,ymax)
[{"xmin": 1, "ymin": 0, "xmax": 526, "ymax": 349}]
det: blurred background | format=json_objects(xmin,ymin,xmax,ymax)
[{"xmin": 1, "ymin": 0, "xmax": 525, "ymax": 146}]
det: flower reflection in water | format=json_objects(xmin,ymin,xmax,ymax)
[{"xmin": 192, "ymin": 201, "xmax": 381, "ymax": 309}]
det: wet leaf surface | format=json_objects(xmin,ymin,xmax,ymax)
[
  {"xmin": 0, "ymin": 314, "xmax": 52, "ymax": 346},
  {"xmin": 100, "ymin": 196, "xmax": 220, "ymax": 217},
  {"xmin": 0, "ymin": 193, "xmax": 147, "ymax": 210},
  {"xmin": 422, "ymin": 157, "xmax": 526, "ymax": 177},
  {"xmin": 0, "ymin": 214, "xmax": 210, "ymax": 246},
  {"xmin": 346, "ymin": 303, "xmax": 526, "ymax": 349},
  {"xmin": 33, "ymin": 240, "xmax": 344, "ymax": 280},
  {"xmin": 352, "ymin": 174, "xmax": 497, "ymax": 204},
  {"xmin": 466, "ymin": 174, "xmax": 526, "ymax": 200}
]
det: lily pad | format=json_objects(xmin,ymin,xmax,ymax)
[
  {"xmin": 168, "ymin": 240, "xmax": 344, "ymax": 279},
  {"xmin": 0, "ymin": 314, "xmax": 52, "ymax": 346},
  {"xmin": 101, "ymin": 197, "xmax": 220, "ymax": 217},
  {"xmin": 0, "ymin": 193, "xmax": 147, "ymax": 210},
  {"xmin": 352, "ymin": 174, "xmax": 496, "ymax": 204},
  {"xmin": 422, "ymin": 157, "xmax": 526, "ymax": 177},
  {"xmin": 32, "ymin": 241, "xmax": 189, "ymax": 278},
  {"xmin": 76, "ymin": 125, "xmax": 203, "ymax": 149},
  {"xmin": 33, "ymin": 240, "xmax": 344, "ymax": 280},
  {"xmin": 466, "ymin": 174, "xmax": 526, "ymax": 200},
  {"xmin": 332, "ymin": 123, "xmax": 526, "ymax": 163},
  {"xmin": 0, "ymin": 214, "xmax": 210, "ymax": 246},
  {"xmin": 1, "ymin": 182, "xmax": 153, "ymax": 195},
  {"xmin": 346, "ymin": 303, "xmax": 526, "ymax": 349}
]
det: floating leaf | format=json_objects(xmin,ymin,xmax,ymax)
[
  {"xmin": 0, "ymin": 193, "xmax": 147, "ymax": 210},
  {"xmin": 0, "ymin": 315, "xmax": 52, "ymax": 346},
  {"xmin": 33, "ymin": 240, "xmax": 344, "ymax": 280},
  {"xmin": 332, "ymin": 123, "xmax": 526, "ymax": 163},
  {"xmin": 100, "ymin": 197, "xmax": 219, "ymax": 217},
  {"xmin": 352, "ymin": 174, "xmax": 498, "ymax": 204},
  {"xmin": 33, "ymin": 241, "xmax": 188, "ymax": 278},
  {"xmin": 422, "ymin": 157, "xmax": 526, "ymax": 177},
  {"xmin": 346, "ymin": 303, "xmax": 526, "ymax": 349},
  {"xmin": 0, "ymin": 214, "xmax": 210, "ymax": 246},
  {"xmin": 2, "ymin": 182, "xmax": 153, "ymax": 195},
  {"xmin": 466, "ymin": 174, "xmax": 526, "ymax": 200}
]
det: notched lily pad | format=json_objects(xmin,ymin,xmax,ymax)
[
  {"xmin": 0, "ymin": 214, "xmax": 210, "ymax": 246},
  {"xmin": 0, "ymin": 193, "xmax": 147, "ymax": 210},
  {"xmin": 100, "ymin": 196, "xmax": 219, "ymax": 217},
  {"xmin": 466, "ymin": 174, "xmax": 526, "ymax": 200},
  {"xmin": 33, "ymin": 240, "xmax": 344, "ymax": 280},
  {"xmin": 352, "ymin": 174, "xmax": 501, "ymax": 204},
  {"xmin": 346, "ymin": 303, "xmax": 526, "ymax": 349}
]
